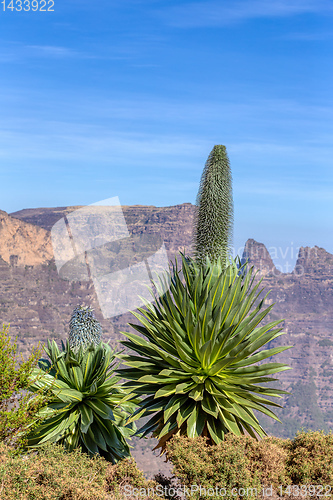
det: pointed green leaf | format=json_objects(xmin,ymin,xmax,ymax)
[
  {"xmin": 79, "ymin": 404, "xmax": 94, "ymax": 433},
  {"xmin": 85, "ymin": 399, "xmax": 114, "ymax": 420}
]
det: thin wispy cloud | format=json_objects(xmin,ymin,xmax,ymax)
[
  {"xmin": 0, "ymin": 93, "xmax": 332, "ymax": 168},
  {"xmin": 41, "ymin": 95, "xmax": 333, "ymax": 129},
  {"xmin": 0, "ymin": 118, "xmax": 206, "ymax": 166},
  {"xmin": 158, "ymin": 0, "xmax": 333, "ymax": 28},
  {"xmin": 279, "ymin": 31, "xmax": 333, "ymax": 41},
  {"xmin": 236, "ymin": 179, "xmax": 333, "ymax": 202},
  {"xmin": 26, "ymin": 45, "xmax": 77, "ymax": 57},
  {"xmin": 0, "ymin": 42, "xmax": 137, "ymax": 63},
  {"xmin": 0, "ymin": 42, "xmax": 79, "ymax": 62}
]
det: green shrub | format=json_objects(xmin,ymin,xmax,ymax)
[
  {"xmin": 243, "ymin": 435, "xmax": 291, "ymax": 488},
  {"xmin": 286, "ymin": 429, "xmax": 333, "ymax": 485},
  {"xmin": 166, "ymin": 434, "xmax": 292, "ymax": 499},
  {"xmin": 0, "ymin": 441, "xmax": 108, "ymax": 499},
  {"xmin": 165, "ymin": 434, "xmax": 262, "ymax": 500},
  {"xmin": 0, "ymin": 324, "xmax": 51, "ymax": 449},
  {"xmin": 107, "ymin": 457, "xmax": 165, "ymax": 499},
  {"xmin": 0, "ymin": 440, "xmax": 165, "ymax": 499},
  {"xmin": 317, "ymin": 338, "xmax": 333, "ymax": 347},
  {"xmin": 166, "ymin": 431, "xmax": 333, "ymax": 499}
]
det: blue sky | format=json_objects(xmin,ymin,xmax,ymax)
[{"xmin": 0, "ymin": 0, "xmax": 332, "ymax": 270}]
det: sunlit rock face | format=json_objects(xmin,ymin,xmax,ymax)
[
  {"xmin": 0, "ymin": 210, "xmax": 52, "ymax": 266},
  {"xmin": 241, "ymin": 238, "xmax": 278, "ymax": 276}
]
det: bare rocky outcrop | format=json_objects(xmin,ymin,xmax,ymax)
[
  {"xmin": 10, "ymin": 203, "xmax": 197, "ymax": 264},
  {"xmin": 295, "ymin": 245, "xmax": 333, "ymax": 277},
  {"xmin": 10, "ymin": 206, "xmax": 84, "ymax": 233},
  {"xmin": 242, "ymin": 238, "xmax": 279, "ymax": 276},
  {"xmin": 0, "ymin": 210, "xmax": 53, "ymax": 266}
]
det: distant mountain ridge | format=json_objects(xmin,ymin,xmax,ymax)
[
  {"xmin": 10, "ymin": 203, "xmax": 195, "ymax": 264},
  {"xmin": 0, "ymin": 203, "xmax": 333, "ymax": 445},
  {"xmin": 8, "ymin": 204, "xmax": 333, "ymax": 277}
]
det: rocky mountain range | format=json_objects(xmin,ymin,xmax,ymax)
[{"xmin": 1, "ymin": 202, "xmax": 333, "ymax": 474}]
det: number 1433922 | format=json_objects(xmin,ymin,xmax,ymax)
[{"xmin": 2, "ymin": 0, "xmax": 54, "ymax": 11}]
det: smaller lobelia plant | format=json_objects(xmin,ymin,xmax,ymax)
[
  {"xmin": 68, "ymin": 305, "xmax": 102, "ymax": 353},
  {"xmin": 24, "ymin": 306, "xmax": 138, "ymax": 463}
]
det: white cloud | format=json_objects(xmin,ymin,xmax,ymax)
[
  {"xmin": 0, "ymin": 94, "xmax": 332, "ymax": 170},
  {"xmin": 235, "ymin": 179, "xmax": 333, "ymax": 201},
  {"xmin": 0, "ymin": 42, "xmax": 133, "ymax": 63},
  {"xmin": 279, "ymin": 31, "xmax": 333, "ymax": 41},
  {"xmin": 158, "ymin": 0, "xmax": 333, "ymax": 28},
  {"xmin": 0, "ymin": 42, "xmax": 79, "ymax": 63},
  {"xmin": 26, "ymin": 45, "xmax": 77, "ymax": 57},
  {"xmin": 0, "ymin": 118, "xmax": 206, "ymax": 167}
]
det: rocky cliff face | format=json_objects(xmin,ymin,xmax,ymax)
[
  {"xmin": 295, "ymin": 245, "xmax": 333, "ymax": 277},
  {"xmin": 239, "ymin": 240, "xmax": 333, "ymax": 437},
  {"xmin": 242, "ymin": 238, "xmax": 279, "ymax": 276},
  {"xmin": 11, "ymin": 203, "xmax": 196, "ymax": 263},
  {"xmin": 0, "ymin": 210, "xmax": 53, "ymax": 266},
  {"xmin": 10, "ymin": 207, "xmax": 85, "ymax": 233},
  {"xmin": 2, "ymin": 203, "xmax": 333, "ymax": 443}
]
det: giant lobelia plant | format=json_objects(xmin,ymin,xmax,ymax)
[
  {"xmin": 24, "ymin": 306, "xmax": 137, "ymax": 463},
  {"xmin": 118, "ymin": 255, "xmax": 292, "ymax": 451},
  {"xmin": 118, "ymin": 145, "xmax": 292, "ymax": 452}
]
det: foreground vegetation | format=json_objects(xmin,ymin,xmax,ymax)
[
  {"xmin": 0, "ymin": 440, "xmax": 162, "ymax": 500},
  {"xmin": 165, "ymin": 430, "xmax": 333, "ymax": 499},
  {"xmin": 0, "ymin": 430, "xmax": 333, "ymax": 499},
  {"xmin": 0, "ymin": 146, "xmax": 330, "ymax": 498},
  {"xmin": 0, "ymin": 324, "xmax": 51, "ymax": 449},
  {"xmin": 0, "ymin": 332, "xmax": 331, "ymax": 500}
]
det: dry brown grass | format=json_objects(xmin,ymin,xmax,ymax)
[
  {"xmin": 244, "ymin": 435, "xmax": 291, "ymax": 488},
  {"xmin": 165, "ymin": 431, "xmax": 333, "ymax": 500},
  {"xmin": 0, "ymin": 442, "xmax": 165, "ymax": 500}
]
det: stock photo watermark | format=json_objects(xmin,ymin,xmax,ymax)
[
  {"xmin": 51, "ymin": 197, "xmax": 170, "ymax": 319},
  {"xmin": 234, "ymin": 242, "xmax": 321, "ymax": 276},
  {"xmin": 122, "ymin": 483, "xmax": 332, "ymax": 498},
  {"xmin": 1, "ymin": 0, "xmax": 54, "ymax": 11}
]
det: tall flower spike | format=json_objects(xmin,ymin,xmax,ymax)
[
  {"xmin": 68, "ymin": 305, "xmax": 102, "ymax": 353},
  {"xmin": 193, "ymin": 145, "xmax": 234, "ymax": 270}
]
